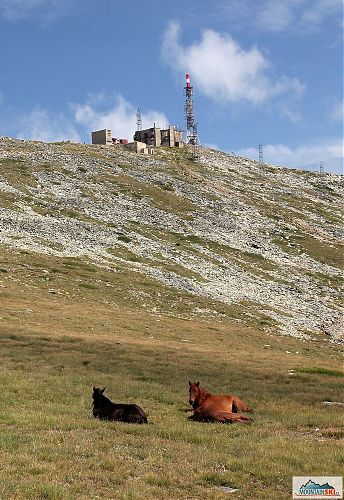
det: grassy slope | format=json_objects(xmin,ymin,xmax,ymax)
[
  {"xmin": 0, "ymin": 141, "xmax": 343, "ymax": 499},
  {"xmin": 0, "ymin": 250, "xmax": 343, "ymax": 500}
]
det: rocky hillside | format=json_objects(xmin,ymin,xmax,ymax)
[{"xmin": 0, "ymin": 137, "xmax": 343, "ymax": 342}]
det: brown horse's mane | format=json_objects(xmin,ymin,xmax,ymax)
[{"xmin": 194, "ymin": 385, "xmax": 210, "ymax": 407}]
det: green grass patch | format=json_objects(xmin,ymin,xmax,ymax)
[
  {"xmin": 0, "ymin": 191, "xmax": 19, "ymax": 209},
  {"xmin": 59, "ymin": 209, "xmax": 81, "ymax": 220},
  {"xmin": 295, "ymin": 367, "xmax": 344, "ymax": 377},
  {"xmin": 294, "ymin": 235, "xmax": 344, "ymax": 270},
  {"xmin": 108, "ymin": 173, "xmax": 197, "ymax": 217},
  {"xmin": 201, "ymin": 473, "xmax": 238, "ymax": 488},
  {"xmin": 117, "ymin": 235, "xmax": 132, "ymax": 243},
  {"xmin": 78, "ymin": 283, "xmax": 98, "ymax": 290}
]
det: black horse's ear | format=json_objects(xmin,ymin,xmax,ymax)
[
  {"xmin": 189, "ymin": 381, "xmax": 192, "ymax": 386},
  {"xmin": 196, "ymin": 381, "xmax": 200, "ymax": 387},
  {"xmin": 101, "ymin": 387, "xmax": 106, "ymax": 393},
  {"xmin": 93, "ymin": 386, "xmax": 96, "ymax": 391}
]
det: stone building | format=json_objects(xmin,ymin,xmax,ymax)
[
  {"xmin": 124, "ymin": 141, "xmax": 154, "ymax": 155},
  {"xmin": 134, "ymin": 125, "xmax": 183, "ymax": 148},
  {"xmin": 91, "ymin": 129, "xmax": 128, "ymax": 145}
]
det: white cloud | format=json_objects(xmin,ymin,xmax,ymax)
[
  {"xmin": 235, "ymin": 138, "xmax": 344, "ymax": 174},
  {"xmin": 71, "ymin": 93, "xmax": 169, "ymax": 141},
  {"xmin": 18, "ymin": 108, "xmax": 81, "ymax": 143},
  {"xmin": 4, "ymin": 93, "xmax": 169, "ymax": 144},
  {"xmin": 162, "ymin": 22, "xmax": 304, "ymax": 105},
  {"xmin": 258, "ymin": 0, "xmax": 302, "ymax": 33},
  {"xmin": 0, "ymin": 0, "xmax": 72, "ymax": 21},
  {"xmin": 330, "ymin": 100, "xmax": 344, "ymax": 122},
  {"xmin": 218, "ymin": 0, "xmax": 342, "ymax": 33},
  {"xmin": 280, "ymin": 106, "xmax": 302, "ymax": 124},
  {"xmin": 301, "ymin": 0, "xmax": 343, "ymax": 28}
]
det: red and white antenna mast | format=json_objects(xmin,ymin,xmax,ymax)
[{"xmin": 184, "ymin": 73, "xmax": 200, "ymax": 146}]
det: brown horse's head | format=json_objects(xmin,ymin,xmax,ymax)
[{"xmin": 188, "ymin": 381, "xmax": 201, "ymax": 408}]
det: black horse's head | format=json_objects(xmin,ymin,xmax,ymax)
[{"xmin": 92, "ymin": 386, "xmax": 106, "ymax": 405}]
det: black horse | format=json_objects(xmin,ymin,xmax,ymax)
[{"xmin": 92, "ymin": 387, "xmax": 148, "ymax": 424}]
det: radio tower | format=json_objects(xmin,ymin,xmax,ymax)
[
  {"xmin": 319, "ymin": 161, "xmax": 324, "ymax": 175},
  {"xmin": 184, "ymin": 74, "xmax": 200, "ymax": 146},
  {"xmin": 136, "ymin": 108, "xmax": 142, "ymax": 131}
]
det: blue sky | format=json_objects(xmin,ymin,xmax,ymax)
[{"xmin": 0, "ymin": 0, "xmax": 343, "ymax": 173}]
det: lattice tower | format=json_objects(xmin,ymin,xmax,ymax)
[{"xmin": 184, "ymin": 74, "xmax": 200, "ymax": 146}]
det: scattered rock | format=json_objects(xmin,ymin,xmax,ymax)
[
  {"xmin": 0, "ymin": 138, "xmax": 343, "ymax": 341},
  {"xmin": 217, "ymin": 486, "xmax": 239, "ymax": 494},
  {"xmin": 323, "ymin": 401, "xmax": 344, "ymax": 406}
]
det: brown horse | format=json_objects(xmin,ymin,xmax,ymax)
[{"xmin": 188, "ymin": 381, "xmax": 253, "ymax": 423}]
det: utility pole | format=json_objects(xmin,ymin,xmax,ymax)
[
  {"xmin": 258, "ymin": 144, "xmax": 264, "ymax": 164},
  {"xmin": 136, "ymin": 108, "xmax": 142, "ymax": 132}
]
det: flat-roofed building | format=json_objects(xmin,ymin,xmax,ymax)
[
  {"xmin": 91, "ymin": 129, "xmax": 128, "ymax": 145},
  {"xmin": 124, "ymin": 141, "xmax": 154, "ymax": 155},
  {"xmin": 134, "ymin": 125, "xmax": 183, "ymax": 148},
  {"xmin": 92, "ymin": 129, "xmax": 113, "ymax": 145}
]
